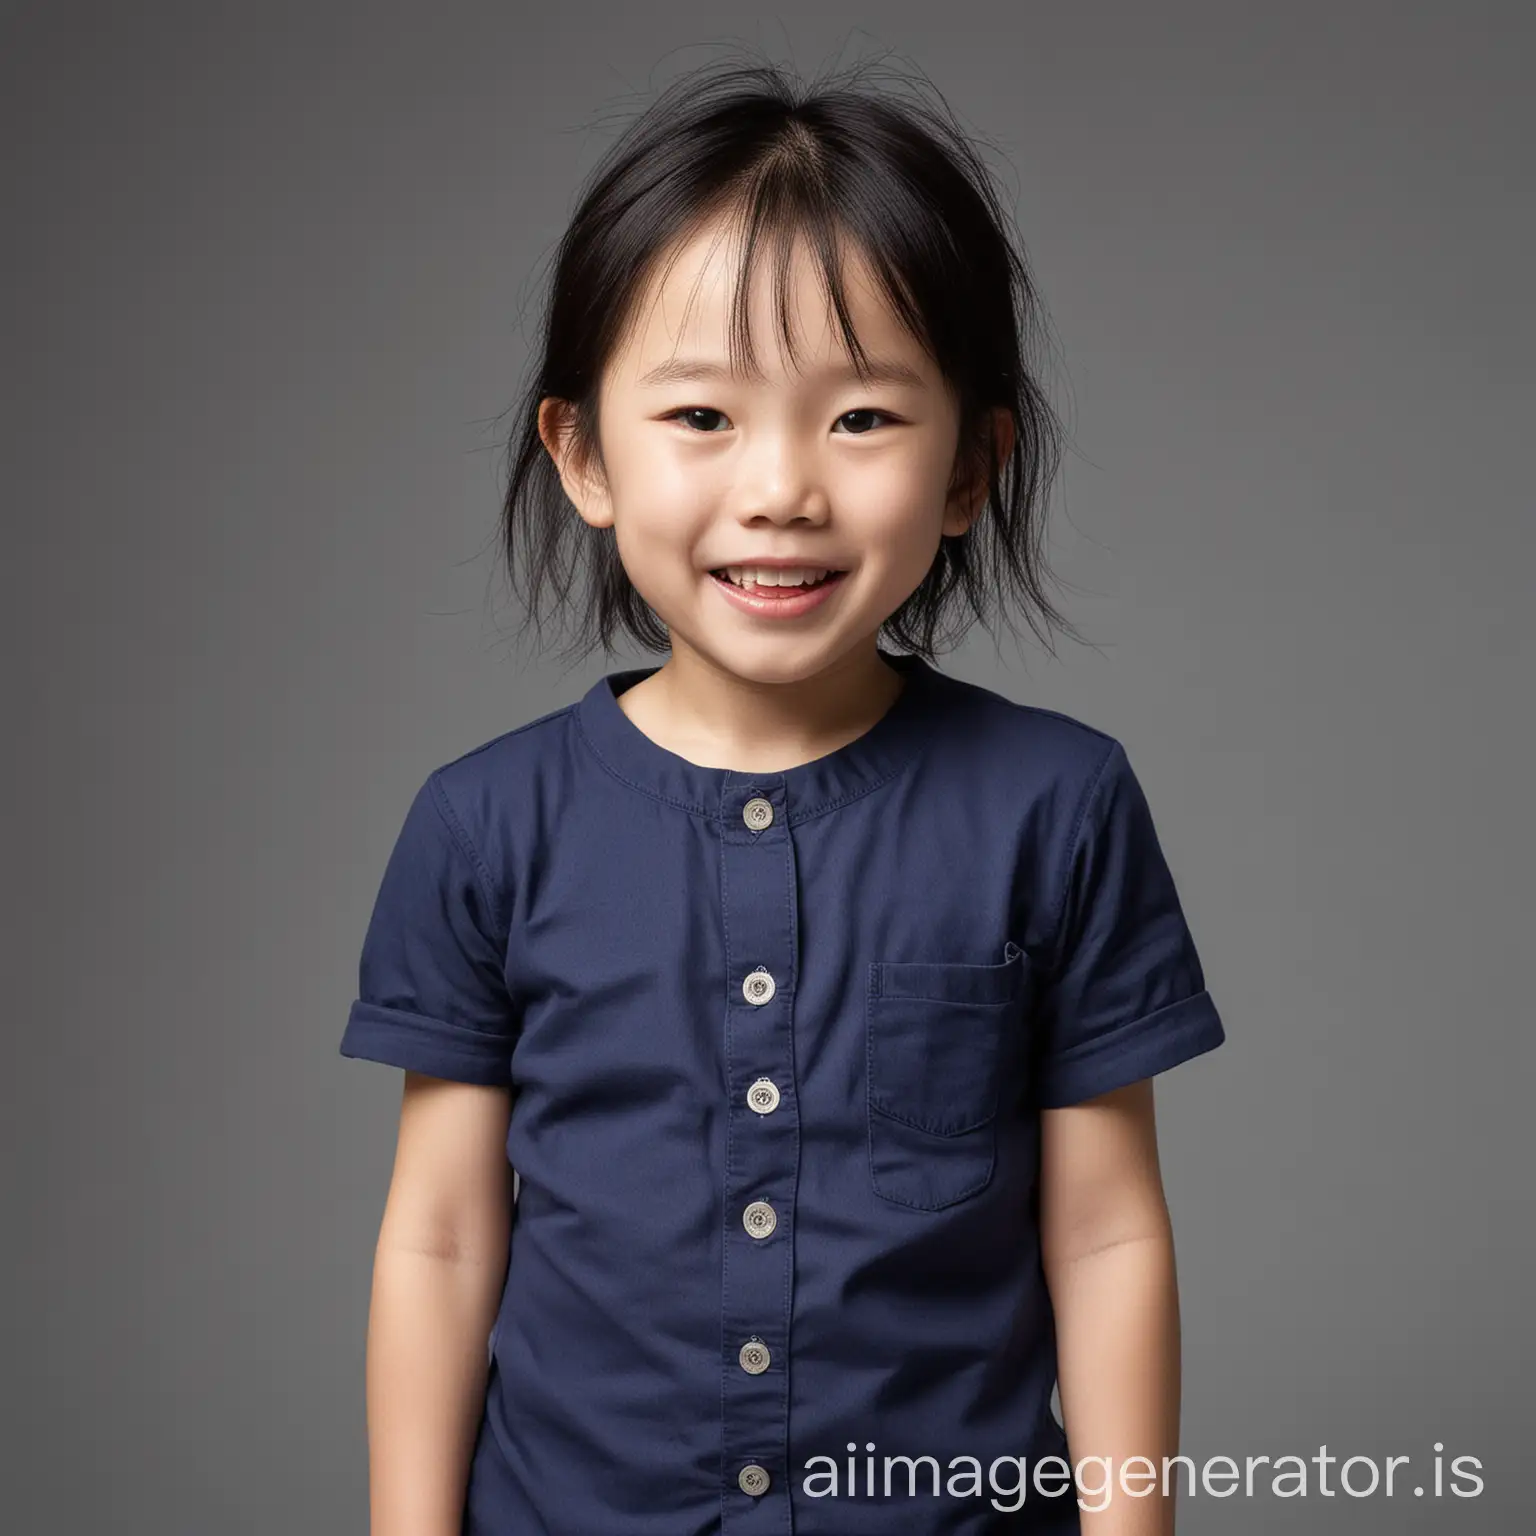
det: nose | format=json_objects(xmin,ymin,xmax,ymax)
[{"xmin": 732, "ymin": 432, "xmax": 830, "ymax": 526}]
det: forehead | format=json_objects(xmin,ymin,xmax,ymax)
[{"xmin": 608, "ymin": 214, "xmax": 927, "ymax": 387}]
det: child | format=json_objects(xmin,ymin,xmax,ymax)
[{"xmin": 341, "ymin": 55, "xmax": 1225, "ymax": 1536}]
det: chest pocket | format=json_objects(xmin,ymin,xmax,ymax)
[{"xmin": 866, "ymin": 940, "xmax": 1029, "ymax": 1211}]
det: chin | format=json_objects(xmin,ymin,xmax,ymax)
[{"xmin": 694, "ymin": 635, "xmax": 870, "ymax": 687}]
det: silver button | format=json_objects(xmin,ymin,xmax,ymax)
[
  {"xmin": 742, "ymin": 1200, "xmax": 777, "ymax": 1238},
  {"xmin": 738, "ymin": 1463, "xmax": 771, "ymax": 1496},
  {"xmin": 747, "ymin": 1077, "xmax": 780, "ymax": 1115},
  {"xmin": 742, "ymin": 796, "xmax": 774, "ymax": 831},
  {"xmin": 742, "ymin": 967, "xmax": 776, "ymax": 1006},
  {"xmin": 739, "ymin": 1337, "xmax": 771, "ymax": 1374}
]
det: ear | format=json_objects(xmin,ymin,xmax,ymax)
[
  {"xmin": 537, "ymin": 397, "xmax": 614, "ymax": 529},
  {"xmin": 942, "ymin": 407, "xmax": 1015, "ymax": 537}
]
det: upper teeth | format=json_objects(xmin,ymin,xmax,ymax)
[{"xmin": 724, "ymin": 567, "xmax": 832, "ymax": 588}]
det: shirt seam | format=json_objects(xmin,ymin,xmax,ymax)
[
  {"xmin": 1046, "ymin": 738, "xmax": 1121, "ymax": 978},
  {"xmin": 426, "ymin": 770, "xmax": 510, "ymax": 934},
  {"xmin": 433, "ymin": 701, "xmax": 573, "ymax": 771}
]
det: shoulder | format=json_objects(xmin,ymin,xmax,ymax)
[
  {"xmin": 410, "ymin": 699, "xmax": 580, "ymax": 854},
  {"xmin": 928, "ymin": 667, "xmax": 1124, "ymax": 800},
  {"xmin": 432, "ymin": 697, "xmax": 575, "ymax": 780}
]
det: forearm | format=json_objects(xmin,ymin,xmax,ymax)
[
  {"xmin": 1045, "ymin": 1224, "xmax": 1181, "ymax": 1534},
  {"xmin": 365, "ymin": 1242, "xmax": 505, "ymax": 1536}
]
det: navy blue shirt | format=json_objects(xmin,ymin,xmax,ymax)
[{"xmin": 340, "ymin": 651, "xmax": 1225, "ymax": 1534}]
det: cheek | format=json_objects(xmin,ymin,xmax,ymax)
[
  {"xmin": 611, "ymin": 501, "xmax": 713, "ymax": 595},
  {"xmin": 837, "ymin": 431, "xmax": 953, "ymax": 503},
  {"xmin": 837, "ymin": 460, "xmax": 951, "ymax": 565},
  {"xmin": 608, "ymin": 426, "xmax": 721, "ymax": 512}
]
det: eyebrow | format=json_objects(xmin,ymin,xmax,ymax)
[{"xmin": 636, "ymin": 356, "xmax": 927, "ymax": 389}]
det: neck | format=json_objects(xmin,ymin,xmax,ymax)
[{"xmin": 617, "ymin": 640, "xmax": 906, "ymax": 774}]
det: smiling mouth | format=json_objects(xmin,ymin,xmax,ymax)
[{"xmin": 707, "ymin": 569, "xmax": 846, "ymax": 591}]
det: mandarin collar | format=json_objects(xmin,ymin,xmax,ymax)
[{"xmin": 574, "ymin": 649, "xmax": 945, "ymax": 823}]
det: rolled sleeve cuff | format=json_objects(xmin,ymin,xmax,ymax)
[
  {"xmin": 1034, "ymin": 990, "xmax": 1225, "ymax": 1108},
  {"xmin": 339, "ymin": 1000, "xmax": 512, "ymax": 1086}
]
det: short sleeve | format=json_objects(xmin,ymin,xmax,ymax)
[
  {"xmin": 338, "ymin": 771, "xmax": 519, "ymax": 1085},
  {"xmin": 1031, "ymin": 741, "xmax": 1225, "ymax": 1108}
]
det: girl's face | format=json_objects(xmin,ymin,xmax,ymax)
[{"xmin": 542, "ymin": 215, "xmax": 1001, "ymax": 688}]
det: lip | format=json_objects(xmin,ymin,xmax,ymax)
[
  {"xmin": 707, "ymin": 568, "xmax": 848, "ymax": 619},
  {"xmin": 709, "ymin": 557, "xmax": 844, "ymax": 569}
]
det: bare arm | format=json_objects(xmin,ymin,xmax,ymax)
[
  {"xmin": 365, "ymin": 1071, "xmax": 515, "ymax": 1536},
  {"xmin": 1039, "ymin": 1078, "xmax": 1181, "ymax": 1534}
]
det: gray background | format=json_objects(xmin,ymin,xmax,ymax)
[{"xmin": 4, "ymin": 2, "xmax": 1530, "ymax": 1531}]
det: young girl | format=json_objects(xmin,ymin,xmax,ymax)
[{"xmin": 341, "ymin": 56, "xmax": 1225, "ymax": 1536}]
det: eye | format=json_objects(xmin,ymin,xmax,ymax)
[
  {"xmin": 834, "ymin": 409, "xmax": 895, "ymax": 435},
  {"xmin": 662, "ymin": 406, "xmax": 898, "ymax": 435},
  {"xmin": 665, "ymin": 406, "xmax": 730, "ymax": 433}
]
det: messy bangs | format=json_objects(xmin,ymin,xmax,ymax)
[
  {"xmin": 646, "ymin": 174, "xmax": 930, "ymax": 397},
  {"xmin": 496, "ymin": 52, "xmax": 1080, "ymax": 667}
]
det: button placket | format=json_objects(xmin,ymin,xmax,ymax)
[{"xmin": 718, "ymin": 779, "xmax": 798, "ymax": 1527}]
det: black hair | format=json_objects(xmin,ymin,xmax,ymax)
[{"xmin": 496, "ymin": 49, "xmax": 1085, "ymax": 667}]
